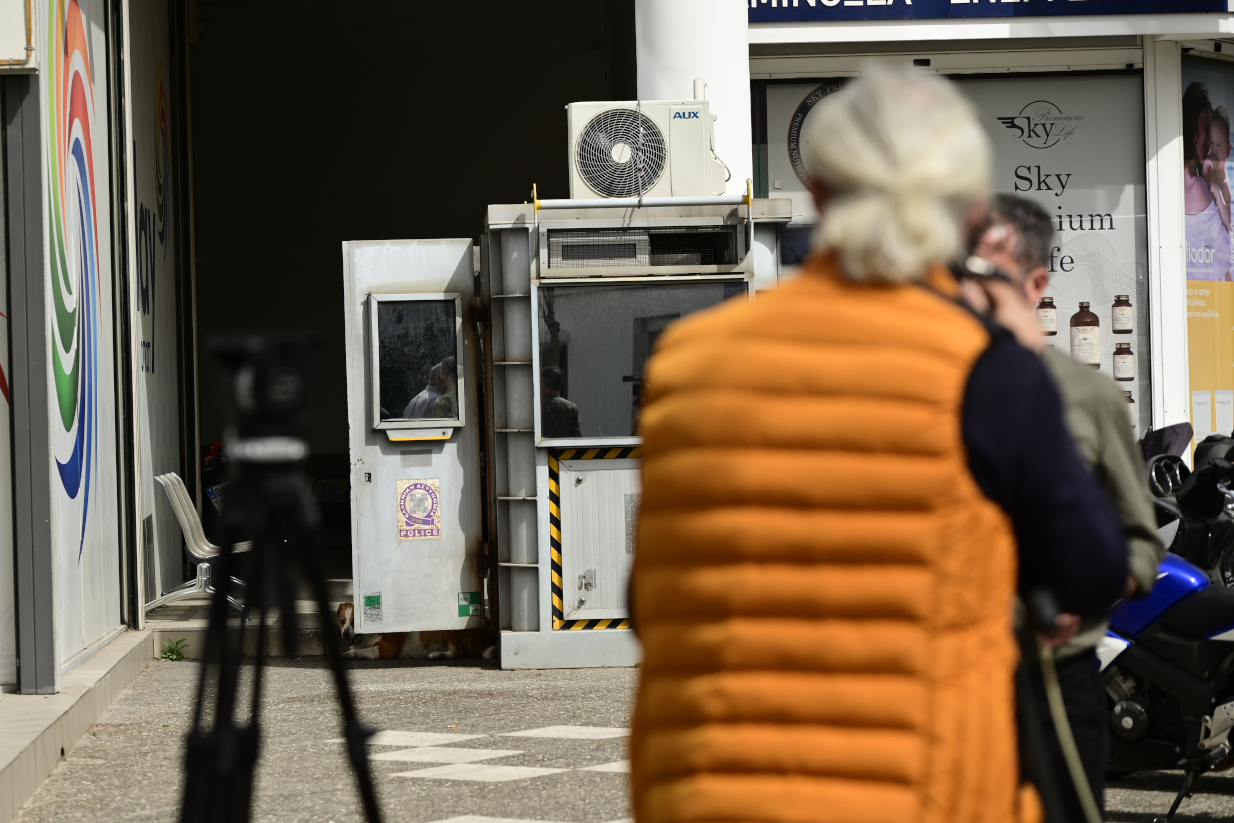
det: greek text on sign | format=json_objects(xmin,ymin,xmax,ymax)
[{"xmin": 397, "ymin": 479, "xmax": 442, "ymax": 540}]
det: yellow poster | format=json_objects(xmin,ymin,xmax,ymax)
[
  {"xmin": 1183, "ymin": 60, "xmax": 1234, "ymax": 441},
  {"xmin": 1187, "ymin": 282, "xmax": 1234, "ymax": 439}
]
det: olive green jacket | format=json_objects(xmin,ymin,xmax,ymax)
[{"xmin": 1043, "ymin": 346, "xmax": 1165, "ymax": 658}]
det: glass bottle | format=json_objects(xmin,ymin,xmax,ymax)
[
  {"xmin": 1070, "ymin": 302, "xmax": 1101, "ymax": 368},
  {"xmin": 1124, "ymin": 390, "xmax": 1137, "ymax": 433},
  {"xmin": 1112, "ymin": 295, "xmax": 1134, "ymax": 334},
  {"xmin": 1113, "ymin": 342, "xmax": 1134, "ymax": 382},
  {"xmin": 1037, "ymin": 296, "xmax": 1058, "ymax": 336}
]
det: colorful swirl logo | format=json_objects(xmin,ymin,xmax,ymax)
[
  {"xmin": 154, "ymin": 61, "xmax": 169, "ymax": 251},
  {"xmin": 47, "ymin": 0, "xmax": 100, "ymax": 558}
]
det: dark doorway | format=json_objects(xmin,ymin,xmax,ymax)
[{"xmin": 189, "ymin": 0, "xmax": 636, "ymax": 574}]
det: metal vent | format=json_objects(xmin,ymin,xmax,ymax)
[
  {"xmin": 575, "ymin": 108, "xmax": 667, "ymax": 198},
  {"xmin": 548, "ymin": 226, "xmax": 738, "ymax": 269}
]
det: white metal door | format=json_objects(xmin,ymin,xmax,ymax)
[
  {"xmin": 341, "ymin": 240, "xmax": 483, "ymax": 633},
  {"xmin": 559, "ymin": 458, "xmax": 639, "ymax": 621}
]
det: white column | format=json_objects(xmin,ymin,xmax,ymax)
[
  {"xmin": 1143, "ymin": 40, "xmax": 1191, "ymax": 433},
  {"xmin": 636, "ymin": 0, "xmax": 752, "ymax": 194}
]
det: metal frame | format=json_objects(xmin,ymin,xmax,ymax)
[
  {"xmin": 367, "ymin": 292, "xmax": 466, "ymax": 431},
  {"xmin": 3, "ymin": 74, "xmax": 57, "ymax": 694},
  {"xmin": 1145, "ymin": 41, "xmax": 1191, "ymax": 437},
  {"xmin": 536, "ymin": 209, "xmax": 752, "ymax": 280},
  {"xmin": 531, "ymin": 273, "xmax": 754, "ymax": 448}
]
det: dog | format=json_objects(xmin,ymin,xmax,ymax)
[{"xmin": 336, "ymin": 602, "xmax": 497, "ymax": 660}]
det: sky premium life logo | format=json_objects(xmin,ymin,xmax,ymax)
[{"xmin": 997, "ymin": 100, "xmax": 1083, "ymax": 150}]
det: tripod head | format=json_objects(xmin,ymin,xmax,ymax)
[{"xmin": 210, "ymin": 334, "xmax": 320, "ymax": 464}]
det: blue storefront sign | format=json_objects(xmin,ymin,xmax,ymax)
[{"xmin": 749, "ymin": 0, "xmax": 1227, "ymax": 22}]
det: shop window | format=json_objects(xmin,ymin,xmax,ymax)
[
  {"xmin": 537, "ymin": 280, "xmax": 747, "ymax": 440},
  {"xmin": 764, "ymin": 74, "xmax": 1152, "ymax": 433},
  {"xmin": 371, "ymin": 295, "xmax": 463, "ymax": 427}
]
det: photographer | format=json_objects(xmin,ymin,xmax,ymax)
[{"xmin": 967, "ymin": 194, "xmax": 1165, "ymax": 821}]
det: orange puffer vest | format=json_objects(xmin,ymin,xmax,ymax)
[{"xmin": 631, "ymin": 255, "xmax": 1027, "ymax": 823}]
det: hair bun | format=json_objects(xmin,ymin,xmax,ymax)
[{"xmin": 805, "ymin": 72, "xmax": 991, "ymax": 283}]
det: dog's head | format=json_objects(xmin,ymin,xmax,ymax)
[{"xmin": 337, "ymin": 602, "xmax": 356, "ymax": 646}]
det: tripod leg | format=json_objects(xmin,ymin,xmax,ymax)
[{"xmin": 297, "ymin": 521, "xmax": 383, "ymax": 823}]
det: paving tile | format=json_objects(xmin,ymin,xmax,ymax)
[
  {"xmin": 327, "ymin": 731, "xmax": 486, "ymax": 747},
  {"xmin": 500, "ymin": 725, "xmax": 628, "ymax": 740},
  {"xmin": 580, "ymin": 760, "xmax": 629, "ymax": 774},
  {"xmin": 423, "ymin": 817, "xmax": 569, "ymax": 823},
  {"xmin": 370, "ymin": 747, "xmax": 523, "ymax": 764},
  {"xmin": 421, "ymin": 818, "xmax": 632, "ymax": 823},
  {"xmin": 393, "ymin": 763, "xmax": 568, "ymax": 782}
]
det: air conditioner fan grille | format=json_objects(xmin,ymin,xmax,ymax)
[{"xmin": 575, "ymin": 108, "xmax": 667, "ymax": 198}]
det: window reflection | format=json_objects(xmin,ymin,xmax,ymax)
[
  {"xmin": 538, "ymin": 281, "xmax": 746, "ymax": 438},
  {"xmin": 377, "ymin": 300, "xmax": 458, "ymax": 422}
]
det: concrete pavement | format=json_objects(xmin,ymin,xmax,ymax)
[{"xmin": 10, "ymin": 657, "xmax": 1234, "ymax": 822}]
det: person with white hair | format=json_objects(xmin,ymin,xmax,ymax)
[
  {"xmin": 402, "ymin": 357, "xmax": 456, "ymax": 419},
  {"xmin": 628, "ymin": 72, "xmax": 1127, "ymax": 823}
]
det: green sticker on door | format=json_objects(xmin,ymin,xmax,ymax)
[
  {"xmin": 363, "ymin": 593, "xmax": 382, "ymax": 623},
  {"xmin": 458, "ymin": 592, "xmax": 482, "ymax": 617}
]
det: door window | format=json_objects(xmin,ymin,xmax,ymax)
[{"xmin": 371, "ymin": 296, "xmax": 463, "ymax": 427}]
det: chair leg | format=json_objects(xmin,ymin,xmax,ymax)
[{"xmin": 146, "ymin": 569, "xmax": 209, "ymax": 611}]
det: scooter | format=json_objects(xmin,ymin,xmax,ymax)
[{"xmin": 1097, "ymin": 429, "xmax": 1234, "ymax": 819}]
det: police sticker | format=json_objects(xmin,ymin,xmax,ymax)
[{"xmin": 397, "ymin": 479, "xmax": 441, "ymax": 540}]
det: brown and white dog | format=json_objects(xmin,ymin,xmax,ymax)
[{"xmin": 336, "ymin": 602, "xmax": 497, "ymax": 660}]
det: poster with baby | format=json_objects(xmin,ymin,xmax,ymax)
[{"xmin": 1183, "ymin": 59, "xmax": 1234, "ymax": 441}]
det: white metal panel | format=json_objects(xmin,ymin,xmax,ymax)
[
  {"xmin": 342, "ymin": 240, "xmax": 483, "ymax": 634},
  {"xmin": 559, "ymin": 458, "xmax": 639, "ymax": 621},
  {"xmin": 1145, "ymin": 41, "xmax": 1192, "ymax": 434},
  {"xmin": 0, "ymin": 0, "xmax": 35, "ymax": 72},
  {"xmin": 669, "ymin": 103, "xmax": 717, "ymax": 197}
]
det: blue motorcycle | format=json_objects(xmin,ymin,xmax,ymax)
[{"xmin": 1100, "ymin": 437, "xmax": 1234, "ymax": 819}]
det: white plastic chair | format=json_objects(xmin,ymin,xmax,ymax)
[{"xmin": 150, "ymin": 473, "xmax": 252, "ymax": 613}]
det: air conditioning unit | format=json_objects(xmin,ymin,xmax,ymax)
[{"xmin": 567, "ymin": 100, "xmax": 729, "ymax": 200}]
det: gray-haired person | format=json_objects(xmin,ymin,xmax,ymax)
[
  {"xmin": 403, "ymin": 357, "xmax": 457, "ymax": 419},
  {"xmin": 968, "ymin": 193, "xmax": 1165, "ymax": 821}
]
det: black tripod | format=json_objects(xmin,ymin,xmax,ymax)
[{"xmin": 180, "ymin": 335, "xmax": 382, "ymax": 823}]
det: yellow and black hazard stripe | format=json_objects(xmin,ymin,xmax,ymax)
[
  {"xmin": 557, "ymin": 617, "xmax": 632, "ymax": 630},
  {"xmin": 549, "ymin": 447, "xmax": 642, "ymax": 630},
  {"xmin": 556, "ymin": 446, "xmax": 642, "ymax": 462}
]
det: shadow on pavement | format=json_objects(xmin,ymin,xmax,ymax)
[
  {"xmin": 1108, "ymin": 770, "xmax": 1234, "ymax": 796},
  {"xmin": 260, "ymin": 655, "xmax": 501, "ymax": 671}
]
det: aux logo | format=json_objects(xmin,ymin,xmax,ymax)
[
  {"xmin": 672, "ymin": 110, "xmax": 700, "ymax": 120},
  {"xmin": 997, "ymin": 100, "xmax": 1083, "ymax": 150}
]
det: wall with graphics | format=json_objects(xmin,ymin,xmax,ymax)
[
  {"xmin": 43, "ymin": 0, "xmax": 124, "ymax": 663},
  {"xmin": 128, "ymin": 0, "xmax": 183, "ymax": 604}
]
